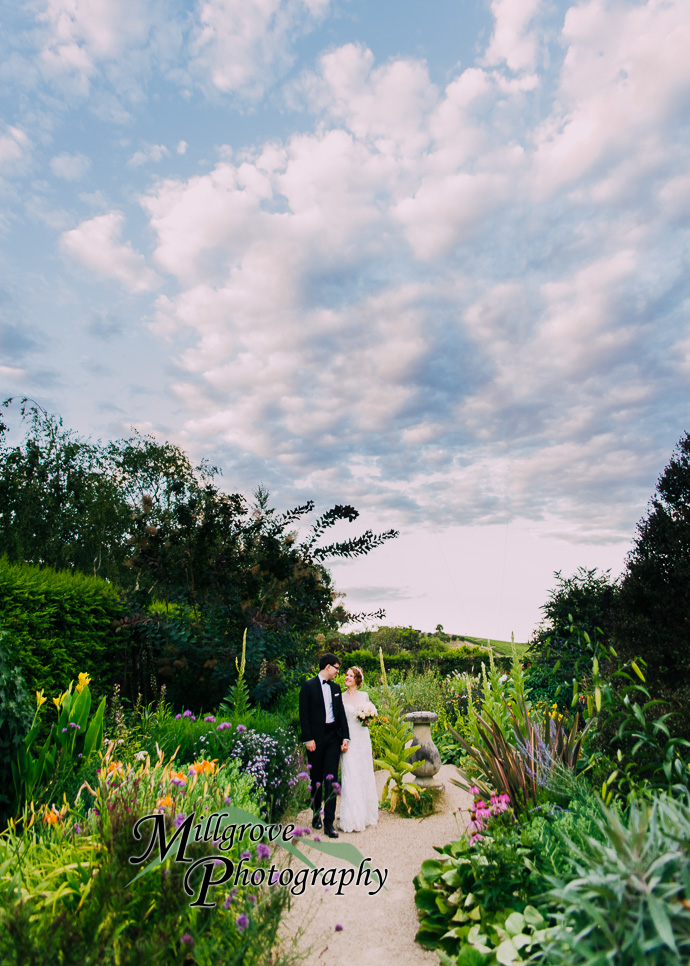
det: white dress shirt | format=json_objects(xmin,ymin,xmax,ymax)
[{"xmin": 319, "ymin": 673, "xmax": 335, "ymax": 724}]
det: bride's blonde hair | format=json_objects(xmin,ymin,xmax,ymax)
[{"xmin": 348, "ymin": 666, "xmax": 364, "ymax": 686}]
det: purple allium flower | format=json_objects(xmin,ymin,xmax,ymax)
[
  {"xmin": 162, "ymin": 869, "xmax": 170, "ymax": 877},
  {"xmin": 269, "ymin": 871, "xmax": 280, "ymax": 885},
  {"xmin": 224, "ymin": 796, "xmax": 232, "ymax": 805},
  {"xmin": 77, "ymin": 753, "xmax": 83, "ymax": 759},
  {"xmin": 313, "ymin": 835, "xmax": 321, "ymax": 842},
  {"xmin": 335, "ymin": 924, "xmax": 343, "ymax": 932},
  {"xmin": 223, "ymin": 894, "xmax": 234, "ymax": 908},
  {"xmin": 183, "ymin": 710, "xmax": 193, "ymax": 718},
  {"xmin": 325, "ymin": 774, "xmax": 334, "ymax": 781},
  {"xmin": 236, "ymin": 913, "xmax": 249, "ymax": 933},
  {"xmin": 240, "ymin": 850, "xmax": 251, "ymax": 860},
  {"xmin": 204, "ymin": 715, "xmax": 215, "ymax": 722},
  {"xmin": 180, "ymin": 933, "xmax": 194, "ymax": 947},
  {"xmin": 296, "ymin": 772, "xmax": 309, "ymax": 780},
  {"xmin": 257, "ymin": 843, "xmax": 270, "ymax": 860},
  {"xmin": 248, "ymin": 894, "xmax": 257, "ymax": 905},
  {"xmin": 174, "ymin": 813, "xmax": 187, "ymax": 829},
  {"xmin": 236, "ymin": 724, "xmax": 247, "ymax": 733},
  {"xmin": 62, "ymin": 727, "xmax": 67, "ymax": 733},
  {"xmin": 217, "ymin": 721, "xmax": 232, "ymax": 731},
  {"xmin": 175, "ymin": 714, "xmax": 182, "ymax": 720}
]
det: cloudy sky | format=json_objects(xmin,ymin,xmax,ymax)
[{"xmin": 1, "ymin": 0, "xmax": 689, "ymax": 640}]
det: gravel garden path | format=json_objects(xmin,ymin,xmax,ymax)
[{"xmin": 281, "ymin": 765, "xmax": 473, "ymax": 966}]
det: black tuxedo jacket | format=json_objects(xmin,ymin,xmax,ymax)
[{"xmin": 299, "ymin": 676, "xmax": 350, "ymax": 745}]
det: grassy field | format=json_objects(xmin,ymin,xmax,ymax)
[{"xmin": 453, "ymin": 635, "xmax": 529, "ymax": 660}]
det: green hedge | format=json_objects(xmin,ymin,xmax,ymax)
[
  {"xmin": 341, "ymin": 646, "xmax": 506, "ymax": 678},
  {"xmin": 0, "ymin": 558, "xmax": 127, "ymax": 697}
]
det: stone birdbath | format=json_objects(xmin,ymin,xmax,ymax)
[{"xmin": 405, "ymin": 711, "xmax": 444, "ymax": 792}]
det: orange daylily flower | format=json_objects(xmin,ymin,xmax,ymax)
[
  {"xmin": 189, "ymin": 759, "xmax": 218, "ymax": 776},
  {"xmin": 156, "ymin": 794, "xmax": 174, "ymax": 809}
]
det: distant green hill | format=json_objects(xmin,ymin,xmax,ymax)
[{"xmin": 451, "ymin": 635, "xmax": 529, "ymax": 660}]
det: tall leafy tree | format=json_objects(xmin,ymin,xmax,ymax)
[
  {"xmin": 1, "ymin": 399, "xmax": 399, "ymax": 707},
  {"xmin": 616, "ymin": 431, "xmax": 690, "ymax": 696}
]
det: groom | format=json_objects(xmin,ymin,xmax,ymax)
[{"xmin": 299, "ymin": 653, "xmax": 350, "ymax": 838}]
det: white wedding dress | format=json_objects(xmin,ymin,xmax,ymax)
[{"xmin": 339, "ymin": 691, "xmax": 379, "ymax": 832}]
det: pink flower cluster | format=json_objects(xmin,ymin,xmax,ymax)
[{"xmin": 467, "ymin": 787, "xmax": 511, "ymax": 845}]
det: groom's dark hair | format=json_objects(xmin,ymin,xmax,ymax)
[{"xmin": 319, "ymin": 652, "xmax": 339, "ymax": 670}]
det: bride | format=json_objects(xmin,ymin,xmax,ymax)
[{"xmin": 338, "ymin": 666, "xmax": 378, "ymax": 832}]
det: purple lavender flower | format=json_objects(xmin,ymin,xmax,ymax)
[
  {"xmin": 224, "ymin": 795, "xmax": 232, "ymax": 805},
  {"xmin": 180, "ymin": 933, "xmax": 194, "ymax": 947},
  {"xmin": 257, "ymin": 843, "xmax": 270, "ymax": 859},
  {"xmin": 240, "ymin": 850, "xmax": 251, "ymax": 860},
  {"xmin": 223, "ymin": 894, "xmax": 234, "ymax": 908},
  {"xmin": 248, "ymin": 894, "xmax": 257, "ymax": 904},
  {"xmin": 174, "ymin": 813, "xmax": 187, "ymax": 829},
  {"xmin": 74, "ymin": 823, "xmax": 82, "ymax": 835},
  {"xmin": 236, "ymin": 913, "xmax": 249, "ymax": 933}
]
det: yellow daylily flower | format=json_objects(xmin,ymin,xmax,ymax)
[
  {"xmin": 76, "ymin": 672, "xmax": 91, "ymax": 694},
  {"xmin": 36, "ymin": 690, "xmax": 47, "ymax": 709}
]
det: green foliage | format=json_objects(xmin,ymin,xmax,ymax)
[
  {"xmin": 365, "ymin": 668, "xmax": 445, "ymax": 715},
  {"xmin": 414, "ymin": 784, "xmax": 616, "ymax": 964},
  {"xmin": 0, "ymin": 556, "xmax": 127, "ymax": 696},
  {"xmin": 373, "ymin": 651, "xmax": 431, "ymax": 815},
  {"xmin": 616, "ymin": 431, "xmax": 690, "ymax": 709},
  {"xmin": 1, "ymin": 402, "xmax": 399, "ymax": 709},
  {"xmin": 220, "ymin": 629, "xmax": 251, "ymax": 722},
  {"xmin": 582, "ymin": 650, "xmax": 690, "ymax": 802},
  {"xmin": 449, "ymin": 649, "xmax": 591, "ymax": 813},
  {"xmin": 332, "ymin": 645, "xmax": 502, "ymax": 680},
  {"xmin": 11, "ymin": 674, "xmax": 106, "ymax": 817},
  {"xmin": 413, "ymin": 826, "xmax": 549, "ymax": 962},
  {"xmin": 525, "ymin": 568, "xmax": 618, "ymax": 704},
  {"xmin": 0, "ymin": 629, "xmax": 33, "ymax": 827},
  {"xmin": 0, "ymin": 400, "xmax": 130, "ymax": 581},
  {"xmin": 0, "ymin": 747, "xmax": 289, "ymax": 966},
  {"xmin": 542, "ymin": 793, "xmax": 690, "ymax": 965}
]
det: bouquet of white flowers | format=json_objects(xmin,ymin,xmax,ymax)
[{"xmin": 355, "ymin": 701, "xmax": 377, "ymax": 726}]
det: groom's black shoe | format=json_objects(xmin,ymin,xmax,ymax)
[
  {"xmin": 324, "ymin": 824, "xmax": 339, "ymax": 838},
  {"xmin": 312, "ymin": 813, "xmax": 323, "ymax": 830}
]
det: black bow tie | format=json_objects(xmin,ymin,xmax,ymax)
[{"xmin": 321, "ymin": 678, "xmax": 329, "ymax": 685}]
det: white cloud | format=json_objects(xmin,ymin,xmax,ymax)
[
  {"xmin": 483, "ymin": 0, "xmax": 543, "ymax": 73},
  {"xmin": 60, "ymin": 211, "xmax": 161, "ymax": 292},
  {"xmin": 0, "ymin": 126, "xmax": 31, "ymax": 177},
  {"xmin": 533, "ymin": 0, "xmax": 690, "ymax": 197},
  {"xmin": 50, "ymin": 151, "xmax": 91, "ymax": 180},
  {"xmin": 190, "ymin": 0, "xmax": 331, "ymax": 98},
  {"xmin": 128, "ymin": 144, "xmax": 170, "ymax": 167}
]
